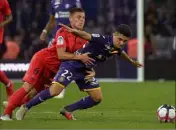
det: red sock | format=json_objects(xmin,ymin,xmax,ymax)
[
  {"xmin": 6, "ymin": 82, "xmax": 14, "ymax": 100},
  {"xmin": 4, "ymin": 87, "xmax": 27, "ymax": 115},
  {"xmin": 0, "ymin": 70, "xmax": 10, "ymax": 85},
  {"xmin": 18, "ymin": 95, "xmax": 30, "ymax": 107}
]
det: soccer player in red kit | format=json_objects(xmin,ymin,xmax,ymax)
[
  {"xmin": 0, "ymin": 0, "xmax": 13, "ymax": 99},
  {"xmin": 0, "ymin": 8, "xmax": 95, "ymax": 120}
]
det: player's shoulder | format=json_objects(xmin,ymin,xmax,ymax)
[
  {"xmin": 56, "ymin": 27, "xmax": 68, "ymax": 35},
  {"xmin": 3, "ymin": 0, "xmax": 9, "ymax": 4},
  {"xmin": 0, "ymin": 0, "xmax": 6, "ymax": 5}
]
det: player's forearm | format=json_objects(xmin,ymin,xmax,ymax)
[
  {"xmin": 43, "ymin": 15, "xmax": 55, "ymax": 33},
  {"xmin": 43, "ymin": 21, "xmax": 54, "ymax": 33},
  {"xmin": 72, "ymin": 29, "xmax": 91, "ymax": 41},
  {"xmin": 58, "ymin": 52, "xmax": 81, "ymax": 60},
  {"xmin": 0, "ymin": 15, "xmax": 12, "ymax": 27},
  {"xmin": 57, "ymin": 48, "xmax": 82, "ymax": 60},
  {"xmin": 120, "ymin": 51, "xmax": 134, "ymax": 64}
]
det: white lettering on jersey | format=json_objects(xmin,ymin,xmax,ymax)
[
  {"xmin": 57, "ymin": 36, "xmax": 64, "ymax": 45},
  {"xmin": 54, "ymin": 0, "xmax": 61, "ymax": 5},
  {"xmin": 55, "ymin": 11, "xmax": 69, "ymax": 18},
  {"xmin": 92, "ymin": 34, "xmax": 100, "ymax": 37}
]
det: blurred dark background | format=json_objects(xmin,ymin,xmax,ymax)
[{"xmin": 1, "ymin": 0, "xmax": 176, "ymax": 80}]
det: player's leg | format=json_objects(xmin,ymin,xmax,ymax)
[
  {"xmin": 54, "ymin": 89, "xmax": 66, "ymax": 99},
  {"xmin": 0, "ymin": 41, "xmax": 7, "ymax": 59},
  {"xmin": 0, "ymin": 86, "xmax": 37, "ymax": 121},
  {"xmin": 15, "ymin": 83, "xmax": 65, "ymax": 120},
  {"xmin": 60, "ymin": 78, "xmax": 101, "ymax": 120},
  {"xmin": 0, "ymin": 82, "xmax": 33, "ymax": 120},
  {"xmin": 2, "ymin": 88, "xmax": 37, "ymax": 109},
  {"xmin": 0, "ymin": 70, "xmax": 14, "ymax": 99},
  {"xmin": 2, "ymin": 88, "xmax": 36, "ymax": 107},
  {"xmin": 1, "ymin": 54, "xmax": 44, "ymax": 120},
  {"xmin": 16, "ymin": 65, "xmax": 74, "ymax": 120}
]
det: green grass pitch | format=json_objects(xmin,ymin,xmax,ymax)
[{"xmin": 0, "ymin": 81, "xmax": 175, "ymax": 129}]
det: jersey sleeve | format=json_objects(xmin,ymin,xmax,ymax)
[
  {"xmin": 90, "ymin": 34, "xmax": 106, "ymax": 44},
  {"xmin": 49, "ymin": 1, "xmax": 55, "ymax": 16},
  {"xmin": 54, "ymin": 28, "xmax": 67, "ymax": 49},
  {"xmin": 3, "ymin": 0, "xmax": 11, "ymax": 16}
]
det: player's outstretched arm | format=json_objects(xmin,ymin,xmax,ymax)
[
  {"xmin": 59, "ymin": 23, "xmax": 91, "ymax": 41},
  {"xmin": 40, "ymin": 15, "xmax": 55, "ymax": 41},
  {"xmin": 120, "ymin": 51, "xmax": 143, "ymax": 68}
]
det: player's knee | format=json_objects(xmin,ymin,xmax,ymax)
[
  {"xmin": 22, "ymin": 82, "xmax": 33, "ymax": 92},
  {"xmin": 49, "ymin": 83, "xmax": 64, "ymax": 96},
  {"xmin": 91, "ymin": 95, "xmax": 103, "ymax": 103},
  {"xmin": 28, "ymin": 88, "xmax": 37, "ymax": 98}
]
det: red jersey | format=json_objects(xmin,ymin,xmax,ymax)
[
  {"xmin": 40, "ymin": 27, "xmax": 87, "ymax": 73},
  {"xmin": 0, "ymin": 0, "xmax": 11, "ymax": 43}
]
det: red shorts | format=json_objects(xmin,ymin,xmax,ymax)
[{"xmin": 23, "ymin": 52, "xmax": 55, "ymax": 92}]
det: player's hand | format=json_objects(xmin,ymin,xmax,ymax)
[
  {"xmin": 84, "ymin": 69, "xmax": 95, "ymax": 80},
  {"xmin": 131, "ymin": 60, "xmax": 143, "ymax": 68},
  {"xmin": 77, "ymin": 53, "xmax": 95, "ymax": 65},
  {"xmin": 40, "ymin": 31, "xmax": 47, "ymax": 41},
  {"xmin": 59, "ymin": 23, "xmax": 76, "ymax": 33},
  {"xmin": 109, "ymin": 50, "xmax": 119, "ymax": 54}
]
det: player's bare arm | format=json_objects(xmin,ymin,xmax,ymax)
[
  {"xmin": 0, "ymin": 14, "xmax": 12, "ymax": 28},
  {"xmin": 59, "ymin": 23, "xmax": 91, "ymax": 41},
  {"xmin": 120, "ymin": 51, "xmax": 143, "ymax": 68},
  {"xmin": 56, "ymin": 47, "xmax": 96, "ymax": 79},
  {"xmin": 57, "ymin": 47, "xmax": 95, "ymax": 65},
  {"xmin": 40, "ymin": 15, "xmax": 55, "ymax": 40}
]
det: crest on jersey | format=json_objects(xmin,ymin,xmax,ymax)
[
  {"xmin": 58, "ymin": 76, "xmax": 65, "ymax": 82},
  {"xmin": 57, "ymin": 36, "xmax": 64, "ymax": 45}
]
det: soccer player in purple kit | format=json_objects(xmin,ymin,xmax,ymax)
[
  {"xmin": 40, "ymin": 0, "xmax": 81, "ymax": 41},
  {"xmin": 16, "ymin": 23, "xmax": 143, "ymax": 120},
  {"xmin": 40, "ymin": 0, "xmax": 82, "ymax": 98}
]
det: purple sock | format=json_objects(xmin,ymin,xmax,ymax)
[
  {"xmin": 64, "ymin": 96, "xmax": 100, "ymax": 112},
  {"xmin": 25, "ymin": 89, "xmax": 53, "ymax": 109}
]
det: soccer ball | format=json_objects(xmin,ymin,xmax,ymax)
[{"xmin": 156, "ymin": 104, "xmax": 176, "ymax": 123}]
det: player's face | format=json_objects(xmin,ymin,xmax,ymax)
[
  {"xmin": 69, "ymin": 12, "xmax": 85, "ymax": 30},
  {"xmin": 113, "ymin": 33, "xmax": 129, "ymax": 48}
]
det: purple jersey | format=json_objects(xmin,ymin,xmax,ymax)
[
  {"xmin": 68, "ymin": 34, "xmax": 122, "ymax": 68},
  {"xmin": 52, "ymin": 34, "xmax": 121, "ymax": 91},
  {"xmin": 50, "ymin": 0, "xmax": 81, "ymax": 35}
]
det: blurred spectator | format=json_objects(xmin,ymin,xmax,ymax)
[
  {"xmin": 3, "ymin": 36, "xmax": 20, "ymax": 59},
  {"xmin": 3, "ymin": 0, "xmax": 176, "ymax": 60},
  {"xmin": 85, "ymin": 20, "xmax": 102, "ymax": 34}
]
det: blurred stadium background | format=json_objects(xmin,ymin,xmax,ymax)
[
  {"xmin": 0, "ymin": 0, "xmax": 175, "ymax": 129},
  {"xmin": 0, "ymin": 0, "xmax": 176, "ymax": 81}
]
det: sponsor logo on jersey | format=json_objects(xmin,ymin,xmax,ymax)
[{"xmin": 57, "ymin": 36, "xmax": 64, "ymax": 45}]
